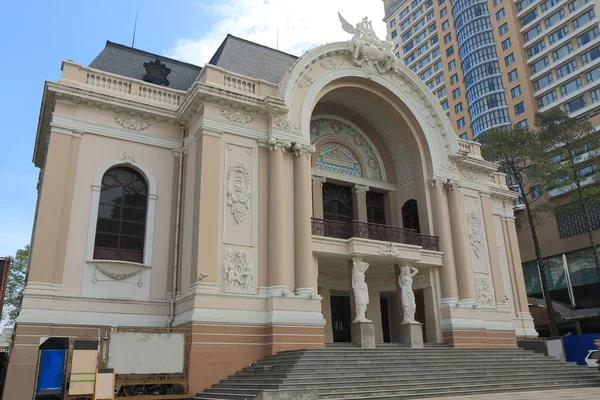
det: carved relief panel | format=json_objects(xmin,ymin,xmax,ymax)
[
  {"xmin": 462, "ymin": 192, "xmax": 490, "ymax": 274},
  {"xmin": 221, "ymin": 138, "xmax": 258, "ymax": 294},
  {"xmin": 223, "ymin": 142, "xmax": 256, "ymax": 247}
]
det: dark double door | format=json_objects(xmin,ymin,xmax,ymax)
[{"xmin": 331, "ymin": 295, "xmax": 352, "ymax": 342}]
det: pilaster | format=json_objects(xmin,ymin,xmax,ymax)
[
  {"xmin": 481, "ymin": 194, "xmax": 507, "ymax": 306},
  {"xmin": 311, "ymin": 176, "xmax": 326, "ymax": 219},
  {"xmin": 268, "ymin": 136, "xmax": 290, "ymax": 293},
  {"xmin": 293, "ymin": 145, "xmax": 316, "ymax": 295},
  {"xmin": 445, "ymin": 180, "xmax": 474, "ymax": 304},
  {"xmin": 427, "ymin": 175, "xmax": 458, "ymax": 303},
  {"xmin": 353, "ymin": 184, "xmax": 369, "ymax": 222},
  {"xmin": 194, "ymin": 132, "xmax": 222, "ymax": 285}
]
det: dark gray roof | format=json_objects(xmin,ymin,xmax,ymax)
[
  {"xmin": 89, "ymin": 41, "xmax": 202, "ymax": 91},
  {"xmin": 88, "ymin": 36, "xmax": 298, "ymax": 92},
  {"xmin": 209, "ymin": 35, "xmax": 297, "ymax": 84}
]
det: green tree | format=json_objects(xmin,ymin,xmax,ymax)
[
  {"xmin": 535, "ymin": 109, "xmax": 600, "ymax": 280},
  {"xmin": 2, "ymin": 245, "xmax": 29, "ymax": 322},
  {"xmin": 479, "ymin": 126, "xmax": 559, "ymax": 337}
]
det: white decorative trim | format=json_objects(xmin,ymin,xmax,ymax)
[
  {"xmin": 320, "ymin": 56, "xmax": 345, "ymax": 70},
  {"xmin": 182, "ymin": 308, "xmax": 325, "ymax": 327},
  {"xmin": 377, "ymin": 242, "xmax": 400, "ymax": 257},
  {"xmin": 311, "ymin": 168, "xmax": 398, "ymax": 191},
  {"xmin": 352, "ymin": 184, "xmax": 369, "ymax": 194},
  {"xmin": 311, "ymin": 176, "xmax": 327, "ymax": 186},
  {"xmin": 223, "ymin": 249, "xmax": 255, "ymax": 293},
  {"xmin": 88, "ymin": 260, "xmax": 150, "ymax": 288},
  {"xmin": 17, "ymin": 308, "xmax": 169, "ymax": 327},
  {"xmin": 297, "ymin": 67, "xmax": 316, "ymax": 88},
  {"xmin": 460, "ymin": 168, "xmax": 479, "ymax": 181},
  {"xmin": 220, "ymin": 108, "xmax": 253, "ymax": 124},
  {"xmin": 226, "ymin": 162, "xmax": 252, "ymax": 224},
  {"xmin": 466, "ymin": 213, "xmax": 484, "ymax": 259},
  {"xmin": 114, "ymin": 115, "xmax": 149, "ymax": 131},
  {"xmin": 51, "ymin": 114, "xmax": 180, "ymax": 150},
  {"xmin": 475, "ymin": 275, "xmax": 496, "ymax": 309},
  {"xmin": 272, "ymin": 116, "xmax": 298, "ymax": 131}
]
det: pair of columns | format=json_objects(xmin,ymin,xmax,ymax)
[
  {"xmin": 429, "ymin": 176, "xmax": 508, "ymax": 309},
  {"xmin": 312, "ymin": 177, "xmax": 370, "ymax": 222},
  {"xmin": 428, "ymin": 177, "xmax": 474, "ymax": 305},
  {"xmin": 267, "ymin": 139, "xmax": 316, "ymax": 296}
]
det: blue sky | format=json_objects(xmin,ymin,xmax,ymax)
[{"xmin": 0, "ymin": 0, "xmax": 383, "ymax": 258}]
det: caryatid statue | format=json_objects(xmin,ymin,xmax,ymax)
[
  {"xmin": 352, "ymin": 258, "xmax": 371, "ymax": 323},
  {"xmin": 399, "ymin": 265, "xmax": 420, "ymax": 324}
]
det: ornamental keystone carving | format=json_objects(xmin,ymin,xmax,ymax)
[
  {"xmin": 114, "ymin": 115, "xmax": 149, "ymax": 131},
  {"xmin": 297, "ymin": 67, "xmax": 316, "ymax": 88},
  {"xmin": 273, "ymin": 116, "xmax": 298, "ymax": 131},
  {"xmin": 221, "ymin": 108, "xmax": 253, "ymax": 124},
  {"xmin": 339, "ymin": 13, "xmax": 400, "ymax": 75},
  {"xmin": 320, "ymin": 56, "xmax": 345, "ymax": 70},
  {"xmin": 223, "ymin": 249, "xmax": 254, "ymax": 292},
  {"xmin": 466, "ymin": 213, "xmax": 484, "ymax": 258},
  {"xmin": 120, "ymin": 151, "xmax": 136, "ymax": 164},
  {"xmin": 475, "ymin": 276, "xmax": 495, "ymax": 308},
  {"xmin": 378, "ymin": 242, "xmax": 400, "ymax": 257},
  {"xmin": 226, "ymin": 162, "xmax": 251, "ymax": 224}
]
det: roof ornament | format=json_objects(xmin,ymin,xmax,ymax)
[
  {"xmin": 143, "ymin": 59, "xmax": 171, "ymax": 86},
  {"xmin": 338, "ymin": 13, "xmax": 400, "ymax": 75}
]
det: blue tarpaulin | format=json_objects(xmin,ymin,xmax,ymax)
[
  {"xmin": 563, "ymin": 333, "xmax": 600, "ymax": 365},
  {"xmin": 36, "ymin": 349, "xmax": 65, "ymax": 393}
]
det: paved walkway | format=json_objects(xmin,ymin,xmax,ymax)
[{"xmin": 426, "ymin": 387, "xmax": 600, "ymax": 399}]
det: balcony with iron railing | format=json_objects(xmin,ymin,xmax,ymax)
[{"xmin": 311, "ymin": 218, "xmax": 440, "ymax": 251}]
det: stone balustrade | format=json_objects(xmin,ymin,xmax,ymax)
[
  {"xmin": 62, "ymin": 61, "xmax": 184, "ymax": 110},
  {"xmin": 457, "ymin": 138, "xmax": 482, "ymax": 158}
]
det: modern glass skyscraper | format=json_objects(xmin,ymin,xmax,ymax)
[{"xmin": 383, "ymin": 0, "xmax": 600, "ymax": 140}]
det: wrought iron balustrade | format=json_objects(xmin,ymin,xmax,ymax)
[{"xmin": 311, "ymin": 218, "xmax": 439, "ymax": 251}]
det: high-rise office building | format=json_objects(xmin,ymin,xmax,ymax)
[
  {"xmin": 383, "ymin": 0, "xmax": 600, "ymax": 141},
  {"xmin": 384, "ymin": 0, "xmax": 600, "ymax": 334}
]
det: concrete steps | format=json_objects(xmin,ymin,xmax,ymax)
[{"xmin": 194, "ymin": 345, "xmax": 600, "ymax": 400}]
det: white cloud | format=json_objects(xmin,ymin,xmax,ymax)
[{"xmin": 168, "ymin": 0, "xmax": 386, "ymax": 66}]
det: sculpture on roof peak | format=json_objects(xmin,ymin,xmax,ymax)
[{"xmin": 338, "ymin": 12, "xmax": 400, "ymax": 74}]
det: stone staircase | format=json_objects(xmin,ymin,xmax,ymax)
[{"xmin": 194, "ymin": 344, "xmax": 600, "ymax": 399}]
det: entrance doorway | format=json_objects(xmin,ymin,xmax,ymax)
[
  {"xmin": 380, "ymin": 297, "xmax": 391, "ymax": 343},
  {"xmin": 331, "ymin": 295, "xmax": 352, "ymax": 342}
]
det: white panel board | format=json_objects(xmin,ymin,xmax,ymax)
[{"xmin": 107, "ymin": 332, "xmax": 184, "ymax": 374}]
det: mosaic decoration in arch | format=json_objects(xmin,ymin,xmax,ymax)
[
  {"xmin": 316, "ymin": 143, "xmax": 361, "ymax": 177},
  {"xmin": 310, "ymin": 118, "xmax": 384, "ymax": 181}
]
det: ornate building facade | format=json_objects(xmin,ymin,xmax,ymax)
[{"xmin": 5, "ymin": 18, "xmax": 536, "ymax": 398}]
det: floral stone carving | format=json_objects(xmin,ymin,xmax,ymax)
[
  {"xmin": 226, "ymin": 162, "xmax": 251, "ymax": 224},
  {"xmin": 378, "ymin": 242, "xmax": 400, "ymax": 257},
  {"xmin": 114, "ymin": 115, "xmax": 149, "ymax": 131},
  {"xmin": 221, "ymin": 108, "xmax": 253, "ymax": 124},
  {"xmin": 297, "ymin": 67, "xmax": 316, "ymax": 88},
  {"xmin": 223, "ymin": 249, "xmax": 254, "ymax": 292},
  {"xmin": 475, "ymin": 276, "xmax": 496, "ymax": 308},
  {"xmin": 466, "ymin": 213, "xmax": 484, "ymax": 258}
]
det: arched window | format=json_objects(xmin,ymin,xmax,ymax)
[
  {"xmin": 402, "ymin": 199, "xmax": 420, "ymax": 233},
  {"xmin": 323, "ymin": 183, "xmax": 353, "ymax": 222},
  {"xmin": 94, "ymin": 167, "xmax": 148, "ymax": 263}
]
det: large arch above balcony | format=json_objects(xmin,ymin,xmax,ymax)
[{"xmin": 277, "ymin": 42, "xmax": 461, "ymax": 175}]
